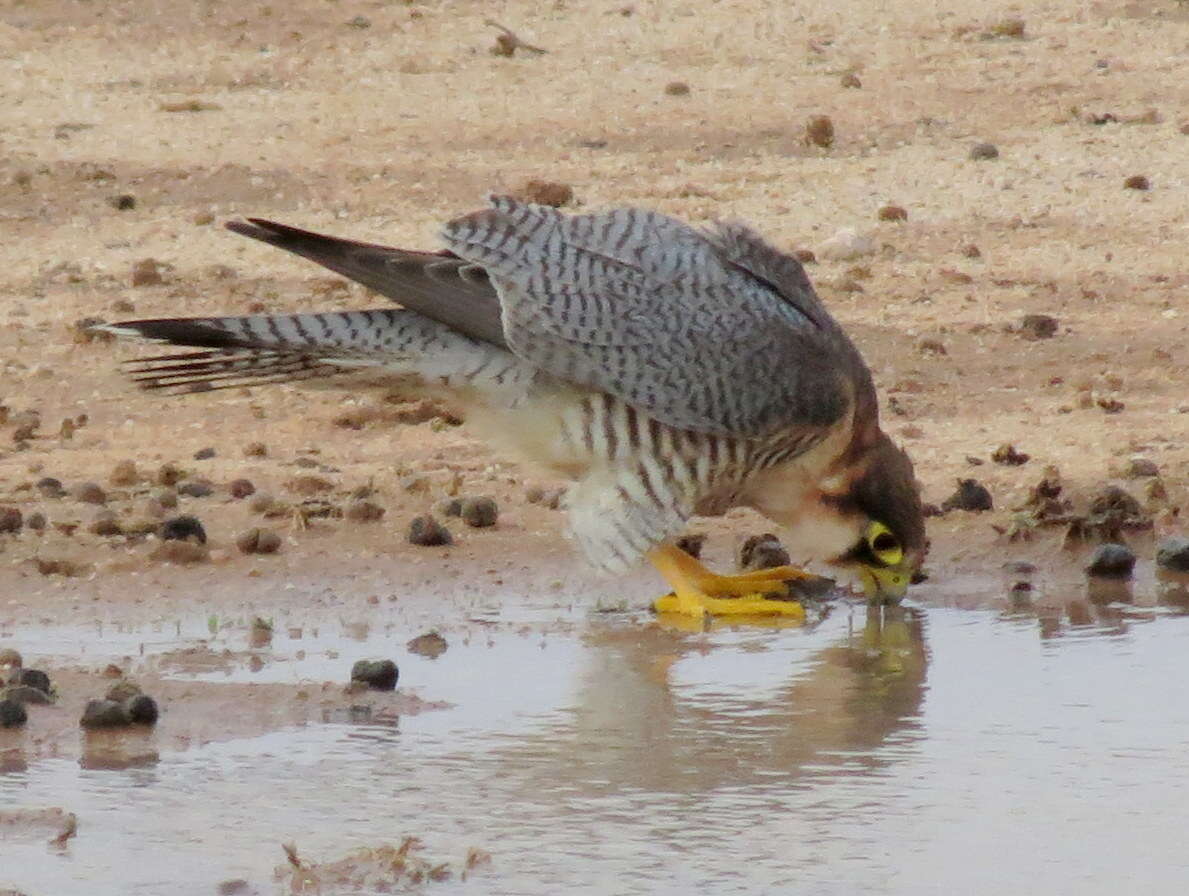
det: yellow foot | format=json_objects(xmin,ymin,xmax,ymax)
[{"xmin": 647, "ymin": 543, "xmax": 809, "ymax": 620}]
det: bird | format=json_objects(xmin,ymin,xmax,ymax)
[{"xmin": 98, "ymin": 196, "xmax": 926, "ymax": 618}]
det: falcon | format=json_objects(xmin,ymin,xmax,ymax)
[{"xmin": 100, "ymin": 196, "xmax": 926, "ymax": 617}]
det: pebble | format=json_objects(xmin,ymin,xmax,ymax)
[
  {"xmin": 1156, "ymin": 536, "xmax": 1189, "ymax": 573},
  {"xmin": 154, "ymin": 487, "xmax": 179, "ymax": 508},
  {"xmin": 236, "ymin": 527, "xmax": 281, "ymax": 555},
  {"xmin": 109, "ymin": 459, "xmax": 139, "ymax": 486},
  {"xmin": 818, "ymin": 228, "xmax": 875, "ymax": 261},
  {"xmin": 160, "ymin": 515, "xmax": 206, "ymax": 543},
  {"xmin": 243, "ymin": 441, "xmax": 268, "ymax": 458},
  {"xmin": 26, "ymin": 511, "xmax": 46, "ymax": 531},
  {"xmin": 0, "ymin": 507, "xmax": 22, "ymax": 534},
  {"xmin": 36, "ymin": 477, "xmax": 65, "ymax": 498},
  {"xmin": 968, "ymin": 142, "xmax": 999, "ymax": 160},
  {"xmin": 3, "ymin": 684, "xmax": 51, "ymax": 706},
  {"xmin": 840, "ymin": 72, "xmax": 862, "ymax": 88},
  {"xmin": 738, "ymin": 533, "xmax": 791, "ymax": 571},
  {"xmin": 525, "ymin": 485, "xmax": 564, "ymax": 509},
  {"xmin": 1123, "ymin": 174, "xmax": 1150, "ymax": 191},
  {"xmin": 460, "ymin": 496, "xmax": 499, "ymax": 528},
  {"xmin": 407, "ymin": 515, "xmax": 452, "ymax": 546},
  {"xmin": 406, "ymin": 631, "xmax": 449, "ymax": 659},
  {"xmin": 228, "ymin": 478, "xmax": 256, "ymax": 499},
  {"xmin": 80, "ymin": 699, "xmax": 129, "ymax": 728},
  {"xmin": 131, "ymin": 258, "xmax": 164, "ymax": 287},
  {"xmin": 351, "ymin": 659, "xmax": 399, "ymax": 691},
  {"xmin": 516, "ymin": 179, "xmax": 574, "ymax": 208},
  {"xmin": 109, "ymin": 193, "xmax": 136, "ymax": 210},
  {"xmin": 437, "ymin": 497, "xmax": 463, "ymax": 517},
  {"xmin": 1125, "ymin": 457, "xmax": 1159, "ymax": 478},
  {"xmin": 73, "ymin": 481, "xmax": 107, "ymax": 505},
  {"xmin": 125, "ymin": 694, "xmax": 159, "ymax": 724},
  {"xmin": 664, "ymin": 81, "xmax": 691, "ymax": 96},
  {"xmin": 805, "ymin": 114, "xmax": 835, "ymax": 148},
  {"xmin": 0, "ymin": 699, "xmax": 27, "ymax": 728},
  {"xmin": 177, "ymin": 479, "xmax": 214, "ymax": 498},
  {"xmin": 1086, "ymin": 543, "xmax": 1136, "ymax": 579},
  {"xmin": 991, "ymin": 444, "xmax": 1030, "ymax": 466},
  {"xmin": 88, "ymin": 510, "xmax": 122, "ymax": 537},
  {"xmin": 249, "ymin": 492, "xmax": 275, "ymax": 514},
  {"xmin": 193, "ymin": 446, "xmax": 216, "ymax": 460},
  {"xmin": 1019, "ymin": 314, "xmax": 1059, "ymax": 340},
  {"xmin": 941, "ymin": 479, "xmax": 994, "ymax": 512},
  {"xmin": 345, "ymin": 500, "xmax": 385, "ymax": 523},
  {"xmin": 156, "ymin": 463, "xmax": 183, "ymax": 486},
  {"xmin": 877, "ymin": 204, "xmax": 907, "ymax": 222}
]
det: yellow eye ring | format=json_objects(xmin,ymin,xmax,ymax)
[{"xmin": 866, "ymin": 521, "xmax": 903, "ymax": 567}]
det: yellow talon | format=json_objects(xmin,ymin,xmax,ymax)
[{"xmin": 647, "ymin": 543, "xmax": 810, "ymax": 620}]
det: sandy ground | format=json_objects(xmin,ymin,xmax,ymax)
[{"xmin": 1, "ymin": 0, "xmax": 1188, "ymax": 750}]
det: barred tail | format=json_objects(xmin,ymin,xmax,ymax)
[{"xmin": 96, "ymin": 309, "xmax": 529, "ymax": 396}]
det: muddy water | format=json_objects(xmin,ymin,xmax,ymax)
[{"xmin": 4, "ymin": 597, "xmax": 1189, "ymax": 895}]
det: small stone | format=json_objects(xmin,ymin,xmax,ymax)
[
  {"xmin": 738, "ymin": 534, "xmax": 791, "ymax": 571},
  {"xmin": 460, "ymin": 496, "xmax": 498, "ymax": 528},
  {"xmin": 159, "ymin": 515, "xmax": 207, "ymax": 543},
  {"xmin": 407, "ymin": 515, "xmax": 452, "ymax": 547},
  {"xmin": 674, "ymin": 533, "xmax": 706, "ymax": 559},
  {"xmin": 0, "ymin": 699, "xmax": 27, "ymax": 728},
  {"xmin": 124, "ymin": 694, "xmax": 159, "ymax": 725},
  {"xmin": 1086, "ymin": 543, "xmax": 1136, "ymax": 579},
  {"xmin": 177, "ymin": 479, "xmax": 214, "ymax": 498},
  {"xmin": 73, "ymin": 481, "xmax": 107, "ymax": 505},
  {"xmin": 1156, "ymin": 537, "xmax": 1189, "ymax": 573},
  {"xmin": 154, "ymin": 487, "xmax": 179, "ymax": 508},
  {"xmin": 286, "ymin": 474, "xmax": 333, "ymax": 496},
  {"xmin": 0, "ymin": 507, "xmax": 21, "ymax": 534},
  {"xmin": 157, "ymin": 463, "xmax": 183, "ymax": 486},
  {"xmin": 109, "ymin": 193, "xmax": 136, "ymax": 210},
  {"xmin": 228, "ymin": 478, "xmax": 256, "ymax": 498},
  {"xmin": 249, "ymin": 492, "xmax": 275, "ymax": 514},
  {"xmin": 941, "ymin": 479, "xmax": 993, "ymax": 512},
  {"xmin": 1123, "ymin": 174, "xmax": 1150, "ymax": 191},
  {"xmin": 243, "ymin": 441, "xmax": 268, "ymax": 458},
  {"xmin": 969, "ymin": 142, "xmax": 999, "ymax": 160},
  {"xmin": 2, "ymin": 685, "xmax": 51, "ymax": 706},
  {"xmin": 1125, "ymin": 457, "xmax": 1159, "ymax": 478},
  {"xmin": 131, "ymin": 258, "xmax": 164, "ymax": 287},
  {"xmin": 89, "ymin": 510, "xmax": 122, "ymax": 537},
  {"xmin": 80, "ymin": 698, "xmax": 129, "ymax": 729},
  {"xmin": 991, "ymin": 444, "xmax": 1030, "ymax": 466},
  {"xmin": 236, "ymin": 527, "xmax": 281, "ymax": 554},
  {"xmin": 1097, "ymin": 396, "xmax": 1125, "ymax": 414},
  {"xmin": 406, "ymin": 631, "xmax": 449, "ymax": 659},
  {"xmin": 149, "ymin": 540, "xmax": 210, "ymax": 564},
  {"xmin": 515, "ymin": 179, "xmax": 574, "ymax": 208},
  {"xmin": 917, "ymin": 338, "xmax": 947, "ymax": 356},
  {"xmin": 350, "ymin": 659, "xmax": 399, "ymax": 691},
  {"xmin": 18, "ymin": 668, "xmax": 50, "ymax": 693},
  {"xmin": 193, "ymin": 446, "xmax": 216, "ymax": 460},
  {"xmin": 344, "ymin": 500, "xmax": 385, "ymax": 523},
  {"xmin": 805, "ymin": 114, "xmax": 835, "ymax": 148},
  {"xmin": 663, "ymin": 81, "xmax": 690, "ymax": 96},
  {"xmin": 437, "ymin": 497, "xmax": 464, "ymax": 517},
  {"xmin": 109, "ymin": 459, "xmax": 139, "ymax": 486},
  {"xmin": 37, "ymin": 477, "xmax": 65, "ymax": 498},
  {"xmin": 840, "ymin": 72, "xmax": 862, "ymax": 88},
  {"xmin": 26, "ymin": 512, "xmax": 46, "ymax": 531},
  {"xmin": 105, "ymin": 679, "xmax": 143, "ymax": 702},
  {"xmin": 877, "ymin": 204, "xmax": 907, "ymax": 222},
  {"xmin": 525, "ymin": 485, "xmax": 564, "ymax": 509},
  {"xmin": 1019, "ymin": 314, "xmax": 1059, "ymax": 340}
]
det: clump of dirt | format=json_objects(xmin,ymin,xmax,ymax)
[
  {"xmin": 805, "ymin": 115, "xmax": 835, "ymax": 148},
  {"xmin": 350, "ymin": 659, "xmax": 398, "ymax": 691},
  {"xmin": 407, "ymin": 631, "xmax": 449, "ymax": 659},
  {"xmin": 408, "ymin": 515, "xmax": 452, "ymax": 546}
]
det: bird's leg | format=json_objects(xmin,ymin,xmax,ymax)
[{"xmin": 648, "ymin": 543, "xmax": 808, "ymax": 618}]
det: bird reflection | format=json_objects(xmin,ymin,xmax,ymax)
[{"xmin": 493, "ymin": 605, "xmax": 928, "ymax": 796}]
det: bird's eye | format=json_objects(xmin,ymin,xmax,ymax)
[{"xmin": 866, "ymin": 521, "xmax": 903, "ymax": 566}]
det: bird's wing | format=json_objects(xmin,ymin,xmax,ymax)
[
  {"xmin": 443, "ymin": 196, "xmax": 859, "ymax": 438},
  {"xmin": 226, "ymin": 218, "xmax": 509, "ymax": 349}
]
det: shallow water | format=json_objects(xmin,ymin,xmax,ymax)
[{"xmin": 4, "ymin": 598, "xmax": 1189, "ymax": 895}]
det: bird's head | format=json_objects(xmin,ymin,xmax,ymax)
[{"xmin": 820, "ymin": 431, "xmax": 926, "ymax": 603}]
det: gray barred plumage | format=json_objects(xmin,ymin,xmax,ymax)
[{"xmin": 100, "ymin": 197, "xmax": 923, "ymax": 580}]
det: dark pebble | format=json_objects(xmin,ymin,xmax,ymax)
[
  {"xmin": 460, "ymin": 496, "xmax": 498, "ymax": 528},
  {"xmin": 193, "ymin": 447, "xmax": 216, "ymax": 460},
  {"xmin": 0, "ymin": 699, "xmax": 27, "ymax": 728},
  {"xmin": 3, "ymin": 685, "xmax": 52, "ymax": 706},
  {"xmin": 228, "ymin": 478, "xmax": 256, "ymax": 499},
  {"xmin": 1087, "ymin": 543, "xmax": 1136, "ymax": 579},
  {"xmin": 37, "ymin": 476, "xmax": 66, "ymax": 498},
  {"xmin": 0, "ymin": 506, "xmax": 21, "ymax": 534},
  {"xmin": 89, "ymin": 510, "xmax": 122, "ymax": 537},
  {"xmin": 160, "ymin": 515, "xmax": 207, "ymax": 543},
  {"xmin": 1123, "ymin": 174, "xmax": 1150, "ymax": 191},
  {"xmin": 110, "ymin": 193, "xmax": 137, "ymax": 210},
  {"xmin": 738, "ymin": 533, "xmax": 791, "ymax": 571},
  {"xmin": 1156, "ymin": 536, "xmax": 1189, "ymax": 573},
  {"xmin": 177, "ymin": 479, "xmax": 214, "ymax": 498},
  {"xmin": 969, "ymin": 142, "xmax": 999, "ymax": 160},
  {"xmin": 73, "ymin": 481, "xmax": 107, "ymax": 504},
  {"xmin": 80, "ymin": 698, "xmax": 129, "ymax": 729},
  {"xmin": 236, "ymin": 527, "xmax": 281, "ymax": 555},
  {"xmin": 350, "ymin": 659, "xmax": 399, "ymax": 691},
  {"xmin": 991, "ymin": 443, "xmax": 1030, "ymax": 466},
  {"xmin": 941, "ymin": 479, "xmax": 994, "ymax": 512},
  {"xmin": 19, "ymin": 668, "xmax": 51, "ymax": 694},
  {"xmin": 407, "ymin": 515, "xmax": 452, "ymax": 546},
  {"xmin": 1019, "ymin": 314, "xmax": 1059, "ymax": 340},
  {"xmin": 124, "ymin": 694, "xmax": 159, "ymax": 725},
  {"xmin": 345, "ymin": 500, "xmax": 385, "ymax": 522}
]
